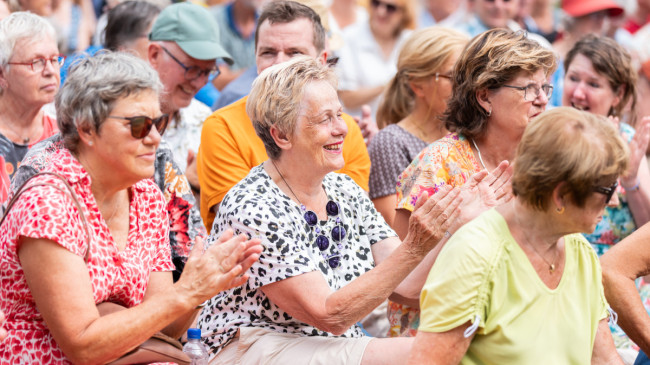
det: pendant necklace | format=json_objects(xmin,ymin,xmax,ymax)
[
  {"xmin": 271, "ymin": 160, "xmax": 346, "ymax": 268},
  {"xmin": 471, "ymin": 138, "xmax": 487, "ymax": 170},
  {"xmin": 514, "ymin": 205, "xmax": 558, "ymax": 274}
]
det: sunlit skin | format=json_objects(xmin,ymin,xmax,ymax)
[
  {"xmin": 3, "ymin": 36, "xmax": 60, "ymax": 109},
  {"xmin": 473, "ymin": 0, "xmax": 518, "ymax": 29},
  {"xmin": 287, "ymin": 80, "xmax": 348, "ymax": 179},
  {"xmin": 369, "ymin": 0, "xmax": 405, "ymax": 39},
  {"xmin": 562, "ymin": 53, "xmax": 622, "ymax": 117},
  {"xmin": 255, "ymin": 18, "xmax": 325, "ymax": 74},
  {"xmin": 148, "ymin": 41, "xmax": 216, "ymax": 115},
  {"xmin": 484, "ymin": 69, "xmax": 550, "ymax": 141},
  {"xmin": 82, "ymin": 90, "xmax": 163, "ymax": 188}
]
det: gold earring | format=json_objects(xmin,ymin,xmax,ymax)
[{"xmin": 556, "ymin": 206, "xmax": 565, "ymax": 214}]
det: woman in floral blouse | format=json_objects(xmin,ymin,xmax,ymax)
[{"xmin": 390, "ymin": 29, "xmax": 557, "ymax": 337}]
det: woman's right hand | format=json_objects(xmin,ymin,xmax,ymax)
[
  {"xmin": 404, "ymin": 185, "xmax": 462, "ymax": 258},
  {"xmin": 452, "ymin": 160, "xmax": 513, "ymax": 231},
  {"xmin": 175, "ymin": 230, "xmax": 262, "ymax": 307}
]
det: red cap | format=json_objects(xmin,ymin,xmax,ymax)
[{"xmin": 562, "ymin": 0, "xmax": 624, "ymax": 17}]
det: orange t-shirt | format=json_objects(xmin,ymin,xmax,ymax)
[{"xmin": 197, "ymin": 96, "xmax": 371, "ymax": 231}]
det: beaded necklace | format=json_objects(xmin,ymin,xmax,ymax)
[{"xmin": 271, "ymin": 160, "xmax": 345, "ymax": 268}]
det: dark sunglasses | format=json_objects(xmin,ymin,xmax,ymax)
[
  {"xmin": 108, "ymin": 114, "xmax": 170, "ymax": 139},
  {"xmin": 370, "ymin": 0, "xmax": 401, "ymax": 13},
  {"xmin": 593, "ymin": 181, "xmax": 618, "ymax": 204}
]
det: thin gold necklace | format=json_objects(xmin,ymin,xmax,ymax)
[{"xmin": 514, "ymin": 204, "xmax": 558, "ymax": 274}]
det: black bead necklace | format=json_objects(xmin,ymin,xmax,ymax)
[{"xmin": 271, "ymin": 160, "xmax": 345, "ymax": 268}]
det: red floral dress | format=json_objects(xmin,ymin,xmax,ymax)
[{"xmin": 0, "ymin": 148, "xmax": 174, "ymax": 363}]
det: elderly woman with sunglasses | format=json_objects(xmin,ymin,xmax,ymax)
[
  {"xmin": 0, "ymin": 12, "xmax": 63, "ymax": 202},
  {"xmin": 335, "ymin": 0, "xmax": 416, "ymax": 122},
  {"xmin": 0, "ymin": 52, "xmax": 262, "ymax": 363},
  {"xmin": 409, "ymin": 107, "xmax": 627, "ymax": 365},
  {"xmin": 196, "ymin": 56, "xmax": 472, "ymax": 365}
]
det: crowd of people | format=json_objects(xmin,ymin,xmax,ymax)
[{"xmin": 4, "ymin": 0, "xmax": 650, "ymax": 364}]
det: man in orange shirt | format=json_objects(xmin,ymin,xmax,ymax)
[{"xmin": 198, "ymin": 1, "xmax": 371, "ymax": 231}]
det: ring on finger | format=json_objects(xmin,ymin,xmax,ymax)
[{"xmin": 444, "ymin": 230, "xmax": 451, "ymax": 238}]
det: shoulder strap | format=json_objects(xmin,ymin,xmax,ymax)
[{"xmin": 0, "ymin": 171, "xmax": 92, "ymax": 262}]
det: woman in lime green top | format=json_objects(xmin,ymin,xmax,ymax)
[{"xmin": 409, "ymin": 107, "xmax": 627, "ymax": 364}]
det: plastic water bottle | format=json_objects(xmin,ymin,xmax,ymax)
[{"xmin": 183, "ymin": 328, "xmax": 209, "ymax": 365}]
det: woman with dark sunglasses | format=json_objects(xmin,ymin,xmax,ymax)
[
  {"xmin": 410, "ymin": 107, "xmax": 628, "ymax": 364},
  {"xmin": 0, "ymin": 51, "xmax": 262, "ymax": 363},
  {"xmin": 335, "ymin": 0, "xmax": 416, "ymax": 123},
  {"xmin": 0, "ymin": 12, "xmax": 62, "ymax": 202}
]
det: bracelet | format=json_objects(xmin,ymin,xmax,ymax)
[{"xmin": 622, "ymin": 178, "xmax": 640, "ymax": 192}]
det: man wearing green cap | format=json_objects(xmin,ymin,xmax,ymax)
[{"xmin": 148, "ymin": 2, "xmax": 233, "ymax": 189}]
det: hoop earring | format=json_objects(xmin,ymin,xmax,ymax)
[{"xmin": 556, "ymin": 206, "xmax": 565, "ymax": 214}]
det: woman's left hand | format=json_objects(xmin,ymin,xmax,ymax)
[{"xmin": 621, "ymin": 116, "xmax": 650, "ymax": 188}]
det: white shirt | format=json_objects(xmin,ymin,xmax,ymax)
[
  {"xmin": 336, "ymin": 21, "xmax": 411, "ymax": 122},
  {"xmin": 163, "ymin": 98, "xmax": 212, "ymax": 171}
]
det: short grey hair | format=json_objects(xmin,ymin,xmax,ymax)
[
  {"xmin": 0, "ymin": 12, "xmax": 56, "ymax": 68},
  {"xmin": 56, "ymin": 51, "xmax": 163, "ymax": 152},
  {"xmin": 246, "ymin": 56, "xmax": 337, "ymax": 159}
]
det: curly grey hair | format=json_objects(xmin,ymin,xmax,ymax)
[{"xmin": 56, "ymin": 51, "xmax": 163, "ymax": 152}]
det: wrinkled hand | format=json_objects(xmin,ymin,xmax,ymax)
[
  {"xmin": 621, "ymin": 116, "xmax": 650, "ymax": 187},
  {"xmin": 451, "ymin": 161, "xmax": 513, "ymax": 232},
  {"xmin": 354, "ymin": 105, "xmax": 378, "ymax": 145},
  {"xmin": 404, "ymin": 185, "xmax": 462, "ymax": 257},
  {"xmin": 176, "ymin": 230, "xmax": 262, "ymax": 306}
]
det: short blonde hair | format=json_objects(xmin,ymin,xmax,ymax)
[
  {"xmin": 444, "ymin": 29, "xmax": 558, "ymax": 140},
  {"xmin": 512, "ymin": 107, "xmax": 629, "ymax": 211},
  {"xmin": 376, "ymin": 26, "xmax": 468, "ymax": 128},
  {"xmin": 247, "ymin": 56, "xmax": 337, "ymax": 159}
]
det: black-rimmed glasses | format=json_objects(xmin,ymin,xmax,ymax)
[
  {"xmin": 593, "ymin": 181, "xmax": 618, "ymax": 204},
  {"xmin": 161, "ymin": 46, "xmax": 220, "ymax": 81},
  {"xmin": 502, "ymin": 83, "xmax": 553, "ymax": 102},
  {"xmin": 8, "ymin": 55, "xmax": 65, "ymax": 73},
  {"xmin": 108, "ymin": 114, "xmax": 170, "ymax": 139}
]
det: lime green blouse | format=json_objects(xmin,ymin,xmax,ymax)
[{"xmin": 419, "ymin": 209, "xmax": 609, "ymax": 364}]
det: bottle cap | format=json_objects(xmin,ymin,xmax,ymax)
[{"xmin": 187, "ymin": 328, "xmax": 202, "ymax": 339}]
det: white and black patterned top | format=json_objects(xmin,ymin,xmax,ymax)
[
  {"xmin": 198, "ymin": 164, "xmax": 396, "ymax": 355},
  {"xmin": 368, "ymin": 124, "xmax": 428, "ymax": 200}
]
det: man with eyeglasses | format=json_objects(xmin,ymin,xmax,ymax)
[{"xmin": 148, "ymin": 2, "xmax": 233, "ymax": 190}]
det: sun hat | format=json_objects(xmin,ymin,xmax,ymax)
[
  {"xmin": 562, "ymin": 0, "xmax": 624, "ymax": 18},
  {"xmin": 149, "ymin": 2, "xmax": 234, "ymax": 64}
]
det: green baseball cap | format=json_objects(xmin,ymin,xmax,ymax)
[{"xmin": 149, "ymin": 2, "xmax": 234, "ymax": 64}]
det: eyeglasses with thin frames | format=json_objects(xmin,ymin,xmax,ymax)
[
  {"xmin": 593, "ymin": 181, "xmax": 618, "ymax": 204},
  {"xmin": 108, "ymin": 114, "xmax": 170, "ymax": 139},
  {"xmin": 435, "ymin": 72, "xmax": 452, "ymax": 82},
  {"xmin": 501, "ymin": 83, "xmax": 553, "ymax": 102},
  {"xmin": 8, "ymin": 55, "xmax": 65, "ymax": 73},
  {"xmin": 370, "ymin": 0, "xmax": 401, "ymax": 14},
  {"xmin": 160, "ymin": 46, "xmax": 220, "ymax": 81}
]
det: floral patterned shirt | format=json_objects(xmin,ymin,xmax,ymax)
[
  {"xmin": 11, "ymin": 135, "xmax": 206, "ymax": 281},
  {"xmin": 0, "ymin": 147, "xmax": 174, "ymax": 363},
  {"xmin": 391, "ymin": 133, "xmax": 480, "ymax": 337},
  {"xmin": 198, "ymin": 165, "xmax": 395, "ymax": 356}
]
